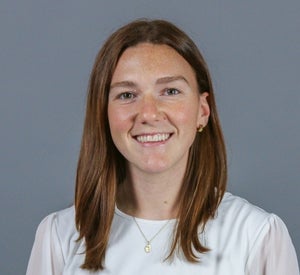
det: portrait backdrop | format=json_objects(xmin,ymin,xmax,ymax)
[{"xmin": 0, "ymin": 0, "xmax": 299, "ymax": 273}]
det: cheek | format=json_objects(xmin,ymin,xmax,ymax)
[
  {"xmin": 172, "ymin": 103, "xmax": 199, "ymax": 125},
  {"xmin": 108, "ymin": 106, "xmax": 132, "ymax": 135}
]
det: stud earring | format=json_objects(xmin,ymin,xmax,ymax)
[{"xmin": 197, "ymin": 125, "xmax": 204, "ymax": 133}]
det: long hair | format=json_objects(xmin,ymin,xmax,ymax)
[{"xmin": 75, "ymin": 19, "xmax": 227, "ymax": 271}]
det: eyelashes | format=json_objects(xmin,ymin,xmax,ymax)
[
  {"xmin": 163, "ymin": 88, "xmax": 181, "ymax": 96},
  {"xmin": 114, "ymin": 88, "xmax": 182, "ymax": 101},
  {"xmin": 117, "ymin": 92, "xmax": 136, "ymax": 100}
]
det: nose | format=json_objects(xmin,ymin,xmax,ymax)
[{"xmin": 137, "ymin": 94, "xmax": 163, "ymax": 124}]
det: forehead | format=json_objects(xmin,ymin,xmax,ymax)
[{"xmin": 111, "ymin": 43, "xmax": 196, "ymax": 82}]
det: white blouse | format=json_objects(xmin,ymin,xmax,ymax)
[{"xmin": 26, "ymin": 193, "xmax": 299, "ymax": 275}]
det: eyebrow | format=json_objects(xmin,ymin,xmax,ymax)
[
  {"xmin": 156, "ymin": 75, "xmax": 189, "ymax": 85},
  {"xmin": 110, "ymin": 80, "xmax": 137, "ymax": 90},
  {"xmin": 110, "ymin": 75, "xmax": 190, "ymax": 89}
]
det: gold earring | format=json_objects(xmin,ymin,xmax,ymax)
[{"xmin": 197, "ymin": 125, "xmax": 204, "ymax": 133}]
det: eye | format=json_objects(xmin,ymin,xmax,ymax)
[
  {"xmin": 118, "ymin": 92, "xmax": 136, "ymax": 100},
  {"xmin": 164, "ymin": 88, "xmax": 180, "ymax": 96}
]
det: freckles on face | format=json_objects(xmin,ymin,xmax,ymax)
[{"xmin": 107, "ymin": 43, "xmax": 209, "ymax": 174}]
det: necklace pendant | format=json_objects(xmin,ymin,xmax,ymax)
[{"xmin": 144, "ymin": 242, "xmax": 151, "ymax": 253}]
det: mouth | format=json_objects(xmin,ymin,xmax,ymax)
[{"xmin": 134, "ymin": 133, "xmax": 172, "ymax": 143}]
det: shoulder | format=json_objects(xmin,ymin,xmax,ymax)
[
  {"xmin": 211, "ymin": 192, "xmax": 290, "ymax": 253},
  {"xmin": 27, "ymin": 206, "xmax": 80, "ymax": 274},
  {"xmin": 202, "ymin": 193, "xmax": 299, "ymax": 273},
  {"xmin": 35, "ymin": 206, "xmax": 81, "ymax": 259},
  {"xmin": 217, "ymin": 194, "xmax": 299, "ymax": 273},
  {"xmin": 38, "ymin": 205, "xmax": 76, "ymax": 233},
  {"xmin": 218, "ymin": 192, "xmax": 273, "ymax": 225}
]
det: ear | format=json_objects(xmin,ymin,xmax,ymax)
[{"xmin": 197, "ymin": 92, "xmax": 210, "ymax": 128}]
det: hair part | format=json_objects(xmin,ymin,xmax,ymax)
[{"xmin": 75, "ymin": 19, "xmax": 227, "ymax": 271}]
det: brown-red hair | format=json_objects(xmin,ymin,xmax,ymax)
[{"xmin": 75, "ymin": 19, "xmax": 227, "ymax": 271}]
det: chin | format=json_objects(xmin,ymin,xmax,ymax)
[{"xmin": 134, "ymin": 162, "xmax": 171, "ymax": 174}]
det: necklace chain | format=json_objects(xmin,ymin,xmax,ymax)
[{"xmin": 133, "ymin": 217, "xmax": 171, "ymax": 253}]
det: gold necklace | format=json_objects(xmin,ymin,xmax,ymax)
[{"xmin": 133, "ymin": 217, "xmax": 171, "ymax": 253}]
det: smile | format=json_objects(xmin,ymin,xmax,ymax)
[{"xmin": 135, "ymin": 133, "xmax": 171, "ymax": 143}]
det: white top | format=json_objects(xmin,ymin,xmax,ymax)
[{"xmin": 26, "ymin": 193, "xmax": 299, "ymax": 275}]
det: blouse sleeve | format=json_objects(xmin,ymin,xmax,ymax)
[
  {"xmin": 246, "ymin": 214, "xmax": 299, "ymax": 275},
  {"xmin": 26, "ymin": 213, "xmax": 65, "ymax": 275}
]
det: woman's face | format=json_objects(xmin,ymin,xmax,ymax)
[{"xmin": 108, "ymin": 43, "xmax": 209, "ymax": 176}]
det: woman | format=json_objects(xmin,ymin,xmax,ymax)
[{"xmin": 26, "ymin": 19, "xmax": 299, "ymax": 274}]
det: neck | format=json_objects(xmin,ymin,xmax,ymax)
[{"xmin": 117, "ymin": 169, "xmax": 184, "ymax": 220}]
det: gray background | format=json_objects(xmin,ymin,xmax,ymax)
[{"xmin": 0, "ymin": 0, "xmax": 299, "ymax": 273}]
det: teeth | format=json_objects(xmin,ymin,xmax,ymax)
[{"xmin": 136, "ymin": 133, "xmax": 170, "ymax": 143}]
